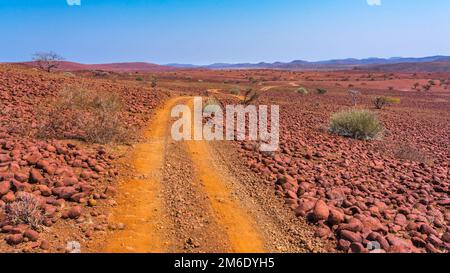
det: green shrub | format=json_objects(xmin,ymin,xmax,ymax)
[
  {"xmin": 329, "ymin": 109, "xmax": 382, "ymax": 140},
  {"xmin": 373, "ymin": 96, "xmax": 401, "ymax": 109},
  {"xmin": 296, "ymin": 87, "xmax": 309, "ymax": 95},
  {"xmin": 136, "ymin": 76, "xmax": 144, "ymax": 81},
  {"xmin": 316, "ymin": 88, "xmax": 327, "ymax": 95}
]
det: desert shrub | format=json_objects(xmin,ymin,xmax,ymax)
[
  {"xmin": 136, "ymin": 76, "xmax": 144, "ymax": 81},
  {"xmin": 63, "ymin": 72, "xmax": 75, "ymax": 77},
  {"xmin": 329, "ymin": 109, "xmax": 382, "ymax": 140},
  {"xmin": 150, "ymin": 76, "xmax": 157, "ymax": 89},
  {"xmin": 296, "ymin": 87, "xmax": 309, "ymax": 95},
  {"xmin": 394, "ymin": 144, "xmax": 428, "ymax": 163},
  {"xmin": 38, "ymin": 87, "xmax": 127, "ymax": 144},
  {"xmin": 243, "ymin": 88, "xmax": 259, "ymax": 105},
  {"xmin": 373, "ymin": 96, "xmax": 401, "ymax": 109},
  {"xmin": 5, "ymin": 192, "xmax": 44, "ymax": 230},
  {"xmin": 230, "ymin": 87, "xmax": 241, "ymax": 95},
  {"xmin": 316, "ymin": 88, "xmax": 327, "ymax": 95},
  {"xmin": 348, "ymin": 90, "xmax": 361, "ymax": 106},
  {"xmin": 92, "ymin": 70, "xmax": 110, "ymax": 77}
]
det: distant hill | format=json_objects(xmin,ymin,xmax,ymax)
[
  {"xmin": 18, "ymin": 61, "xmax": 177, "ymax": 72},
  {"xmin": 359, "ymin": 61, "xmax": 450, "ymax": 73},
  {"xmin": 167, "ymin": 56, "xmax": 450, "ymax": 72}
]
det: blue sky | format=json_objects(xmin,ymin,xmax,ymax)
[{"xmin": 0, "ymin": 0, "xmax": 449, "ymax": 64}]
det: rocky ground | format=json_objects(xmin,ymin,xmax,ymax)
[
  {"xmin": 235, "ymin": 77, "xmax": 450, "ymax": 253},
  {"xmin": 0, "ymin": 65, "xmax": 168, "ymax": 252},
  {"xmin": 0, "ymin": 65, "xmax": 448, "ymax": 253}
]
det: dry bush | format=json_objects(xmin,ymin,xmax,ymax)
[
  {"xmin": 296, "ymin": 87, "xmax": 309, "ymax": 95},
  {"xmin": 243, "ymin": 88, "xmax": 259, "ymax": 105},
  {"xmin": 5, "ymin": 192, "xmax": 44, "ymax": 230},
  {"xmin": 394, "ymin": 144, "xmax": 428, "ymax": 163},
  {"xmin": 316, "ymin": 88, "xmax": 327, "ymax": 95},
  {"xmin": 230, "ymin": 87, "xmax": 241, "ymax": 95},
  {"xmin": 38, "ymin": 87, "xmax": 128, "ymax": 144},
  {"xmin": 329, "ymin": 109, "xmax": 383, "ymax": 140},
  {"xmin": 348, "ymin": 90, "xmax": 361, "ymax": 106},
  {"xmin": 373, "ymin": 96, "xmax": 401, "ymax": 109}
]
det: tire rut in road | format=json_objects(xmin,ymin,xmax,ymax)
[
  {"xmin": 161, "ymin": 138, "xmax": 232, "ymax": 253},
  {"xmin": 101, "ymin": 98, "xmax": 184, "ymax": 253}
]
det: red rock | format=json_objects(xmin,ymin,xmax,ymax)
[
  {"xmin": 312, "ymin": 200, "xmax": 329, "ymax": 221},
  {"xmin": 14, "ymin": 172, "xmax": 29, "ymax": 182},
  {"xmin": 40, "ymin": 240, "xmax": 50, "ymax": 250},
  {"xmin": 80, "ymin": 170, "xmax": 91, "ymax": 179},
  {"xmin": 37, "ymin": 185, "xmax": 52, "ymax": 196},
  {"xmin": 29, "ymin": 168, "xmax": 45, "ymax": 184},
  {"xmin": 53, "ymin": 186, "xmax": 77, "ymax": 200},
  {"xmin": 104, "ymin": 186, "xmax": 117, "ymax": 196},
  {"xmin": 442, "ymin": 232, "xmax": 450, "ymax": 243},
  {"xmin": 338, "ymin": 222, "xmax": 363, "ymax": 233},
  {"xmin": 411, "ymin": 237, "xmax": 427, "ymax": 248},
  {"xmin": 1, "ymin": 225, "xmax": 13, "ymax": 233},
  {"xmin": 394, "ymin": 213, "xmax": 408, "ymax": 227},
  {"xmin": 0, "ymin": 181, "xmax": 10, "ymax": 196},
  {"xmin": 406, "ymin": 222, "xmax": 418, "ymax": 231},
  {"xmin": 63, "ymin": 176, "xmax": 78, "ymax": 186},
  {"xmin": 94, "ymin": 165, "xmax": 105, "ymax": 173},
  {"xmin": 6, "ymin": 234, "xmax": 23, "ymax": 245},
  {"xmin": 2, "ymin": 191, "xmax": 15, "ymax": 203},
  {"xmin": 71, "ymin": 192, "xmax": 87, "ymax": 203},
  {"xmin": 68, "ymin": 206, "xmax": 82, "ymax": 219},
  {"xmin": 328, "ymin": 208, "xmax": 345, "ymax": 225},
  {"xmin": 26, "ymin": 153, "xmax": 42, "ymax": 165},
  {"xmin": 315, "ymin": 226, "xmax": 331, "ymax": 238},
  {"xmin": 425, "ymin": 243, "xmax": 439, "ymax": 253},
  {"xmin": 349, "ymin": 242, "xmax": 368, "ymax": 253},
  {"xmin": 337, "ymin": 239, "xmax": 351, "ymax": 251},
  {"xmin": 419, "ymin": 224, "xmax": 437, "ymax": 236},
  {"xmin": 0, "ymin": 154, "xmax": 11, "ymax": 163},
  {"xmin": 24, "ymin": 229, "xmax": 39, "ymax": 242},
  {"xmin": 12, "ymin": 181, "xmax": 32, "ymax": 192},
  {"xmin": 427, "ymin": 234, "xmax": 444, "ymax": 248},
  {"xmin": 340, "ymin": 230, "xmax": 362, "ymax": 243},
  {"xmin": 36, "ymin": 160, "xmax": 54, "ymax": 175}
]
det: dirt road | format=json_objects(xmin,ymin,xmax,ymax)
[{"xmin": 97, "ymin": 96, "xmax": 326, "ymax": 253}]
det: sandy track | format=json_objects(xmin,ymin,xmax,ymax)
[
  {"xmin": 101, "ymin": 97, "xmax": 184, "ymax": 252},
  {"xmin": 97, "ymin": 96, "xmax": 325, "ymax": 253}
]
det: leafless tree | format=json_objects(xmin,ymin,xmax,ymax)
[
  {"xmin": 348, "ymin": 90, "xmax": 361, "ymax": 106},
  {"xmin": 32, "ymin": 52, "xmax": 64, "ymax": 72}
]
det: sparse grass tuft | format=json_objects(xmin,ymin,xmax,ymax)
[{"xmin": 329, "ymin": 109, "xmax": 383, "ymax": 140}]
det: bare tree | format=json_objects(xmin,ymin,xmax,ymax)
[
  {"xmin": 150, "ymin": 76, "xmax": 157, "ymax": 91},
  {"xmin": 32, "ymin": 52, "xmax": 64, "ymax": 72},
  {"xmin": 348, "ymin": 90, "xmax": 361, "ymax": 106}
]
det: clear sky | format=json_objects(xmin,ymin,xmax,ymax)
[{"xmin": 1, "ymin": 0, "xmax": 449, "ymax": 65}]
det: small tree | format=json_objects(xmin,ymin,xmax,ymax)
[
  {"xmin": 151, "ymin": 76, "xmax": 158, "ymax": 90},
  {"xmin": 33, "ymin": 52, "xmax": 64, "ymax": 72},
  {"xmin": 348, "ymin": 90, "xmax": 361, "ymax": 106}
]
